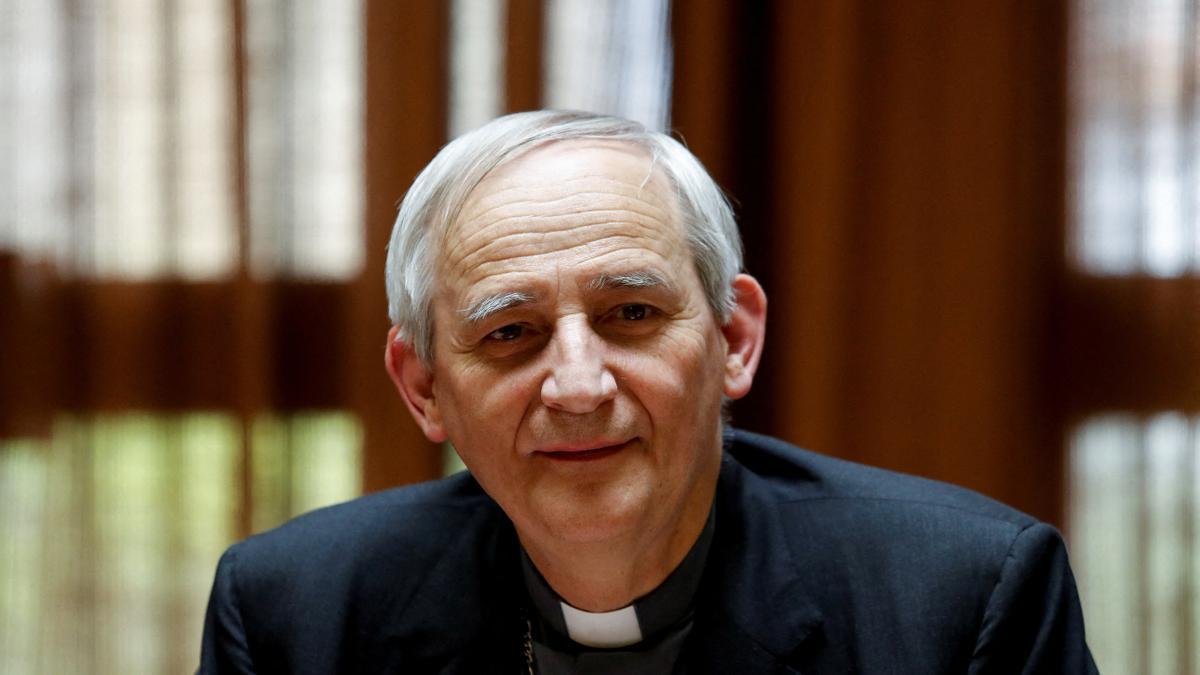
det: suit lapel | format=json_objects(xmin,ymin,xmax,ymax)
[
  {"xmin": 682, "ymin": 453, "xmax": 827, "ymax": 673},
  {"xmin": 354, "ymin": 501, "xmax": 529, "ymax": 674},
  {"xmin": 434, "ymin": 519, "xmax": 529, "ymax": 674}
]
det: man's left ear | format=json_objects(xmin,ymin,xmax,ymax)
[{"xmin": 721, "ymin": 274, "xmax": 767, "ymax": 400}]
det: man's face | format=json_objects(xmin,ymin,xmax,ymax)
[{"xmin": 413, "ymin": 140, "xmax": 734, "ymax": 548}]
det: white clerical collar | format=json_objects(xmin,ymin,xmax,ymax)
[{"xmin": 558, "ymin": 602, "xmax": 642, "ymax": 648}]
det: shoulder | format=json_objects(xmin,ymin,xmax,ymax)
[
  {"xmin": 721, "ymin": 428, "xmax": 1049, "ymax": 615},
  {"xmin": 724, "ymin": 427, "xmax": 1035, "ymax": 532},
  {"xmin": 715, "ymin": 429, "xmax": 1092, "ymax": 671},
  {"xmin": 227, "ymin": 470, "xmax": 500, "ymax": 578},
  {"xmin": 214, "ymin": 472, "xmax": 507, "ymax": 641},
  {"xmin": 203, "ymin": 472, "xmax": 520, "ymax": 670}
]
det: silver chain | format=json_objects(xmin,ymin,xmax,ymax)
[{"xmin": 523, "ymin": 614, "xmax": 536, "ymax": 675}]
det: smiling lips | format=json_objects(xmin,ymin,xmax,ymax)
[{"xmin": 535, "ymin": 439, "xmax": 634, "ymax": 461}]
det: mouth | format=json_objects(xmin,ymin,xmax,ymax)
[{"xmin": 535, "ymin": 439, "xmax": 634, "ymax": 462}]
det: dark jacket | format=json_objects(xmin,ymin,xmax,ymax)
[{"xmin": 200, "ymin": 429, "xmax": 1098, "ymax": 673}]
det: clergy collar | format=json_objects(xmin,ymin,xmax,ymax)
[{"xmin": 520, "ymin": 505, "xmax": 716, "ymax": 649}]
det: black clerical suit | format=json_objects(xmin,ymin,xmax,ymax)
[{"xmin": 199, "ymin": 429, "xmax": 1098, "ymax": 673}]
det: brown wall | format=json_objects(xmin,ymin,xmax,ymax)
[{"xmin": 673, "ymin": 0, "xmax": 1070, "ymax": 524}]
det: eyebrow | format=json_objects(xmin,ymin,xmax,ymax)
[
  {"xmin": 460, "ymin": 291, "xmax": 537, "ymax": 324},
  {"xmin": 458, "ymin": 269, "xmax": 671, "ymax": 325},
  {"xmin": 586, "ymin": 269, "xmax": 672, "ymax": 292}
]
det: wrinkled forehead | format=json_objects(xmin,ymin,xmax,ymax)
[{"xmin": 440, "ymin": 139, "xmax": 684, "ymax": 256}]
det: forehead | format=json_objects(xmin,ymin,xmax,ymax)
[{"xmin": 436, "ymin": 140, "xmax": 687, "ymax": 294}]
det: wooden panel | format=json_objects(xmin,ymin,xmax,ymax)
[
  {"xmin": 1061, "ymin": 276, "xmax": 1200, "ymax": 414},
  {"xmin": 0, "ymin": 280, "xmax": 349, "ymax": 413},
  {"xmin": 759, "ymin": 0, "xmax": 860, "ymax": 457},
  {"xmin": 671, "ymin": 0, "xmax": 740, "ymax": 188},
  {"xmin": 672, "ymin": 0, "xmax": 1070, "ymax": 524},
  {"xmin": 355, "ymin": 0, "xmax": 447, "ymax": 492},
  {"xmin": 672, "ymin": 0, "xmax": 776, "ymax": 432},
  {"xmin": 271, "ymin": 283, "xmax": 352, "ymax": 409},
  {"xmin": 229, "ymin": 0, "xmax": 261, "ymax": 539},
  {"xmin": 0, "ymin": 256, "xmax": 62, "ymax": 437},
  {"xmin": 505, "ymin": 0, "xmax": 543, "ymax": 113},
  {"xmin": 834, "ymin": 1, "xmax": 1067, "ymax": 521}
]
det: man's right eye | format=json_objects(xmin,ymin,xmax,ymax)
[{"xmin": 486, "ymin": 324, "xmax": 524, "ymax": 342}]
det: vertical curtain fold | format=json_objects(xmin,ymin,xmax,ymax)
[{"xmin": 672, "ymin": 0, "xmax": 1069, "ymax": 524}]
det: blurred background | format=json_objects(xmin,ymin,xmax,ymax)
[{"xmin": 0, "ymin": 0, "xmax": 1196, "ymax": 672}]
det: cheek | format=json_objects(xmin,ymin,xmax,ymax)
[
  {"xmin": 618, "ymin": 329, "xmax": 726, "ymax": 415},
  {"xmin": 436, "ymin": 363, "xmax": 541, "ymax": 443}
]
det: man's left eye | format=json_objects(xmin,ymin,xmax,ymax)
[{"xmin": 617, "ymin": 304, "xmax": 651, "ymax": 321}]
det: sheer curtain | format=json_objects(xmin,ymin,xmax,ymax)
[
  {"xmin": 1069, "ymin": 0, "xmax": 1199, "ymax": 672},
  {"xmin": 0, "ymin": 1, "xmax": 364, "ymax": 672},
  {"xmin": 0, "ymin": 0, "xmax": 679, "ymax": 670},
  {"xmin": 544, "ymin": 0, "xmax": 672, "ymax": 132}
]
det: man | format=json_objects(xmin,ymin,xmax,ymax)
[{"xmin": 201, "ymin": 110, "xmax": 1097, "ymax": 673}]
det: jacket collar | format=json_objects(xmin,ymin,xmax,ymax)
[
  {"xmin": 351, "ymin": 490, "xmax": 529, "ymax": 673},
  {"xmin": 681, "ymin": 450, "xmax": 825, "ymax": 673}
]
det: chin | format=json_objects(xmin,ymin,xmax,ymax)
[{"xmin": 529, "ymin": 489, "xmax": 650, "ymax": 544}]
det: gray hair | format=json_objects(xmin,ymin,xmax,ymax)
[{"xmin": 385, "ymin": 110, "xmax": 742, "ymax": 364}]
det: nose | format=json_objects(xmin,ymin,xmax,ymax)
[{"xmin": 540, "ymin": 316, "xmax": 618, "ymax": 413}]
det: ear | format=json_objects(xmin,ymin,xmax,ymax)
[
  {"xmin": 384, "ymin": 326, "xmax": 448, "ymax": 443},
  {"xmin": 720, "ymin": 274, "xmax": 767, "ymax": 400}
]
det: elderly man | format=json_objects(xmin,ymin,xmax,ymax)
[{"xmin": 200, "ymin": 111, "xmax": 1096, "ymax": 673}]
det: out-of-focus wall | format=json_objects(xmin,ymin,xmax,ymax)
[{"xmin": 2, "ymin": 1, "xmax": 1196, "ymax": 673}]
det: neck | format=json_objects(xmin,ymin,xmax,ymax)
[{"xmin": 518, "ymin": 483, "xmax": 716, "ymax": 612}]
